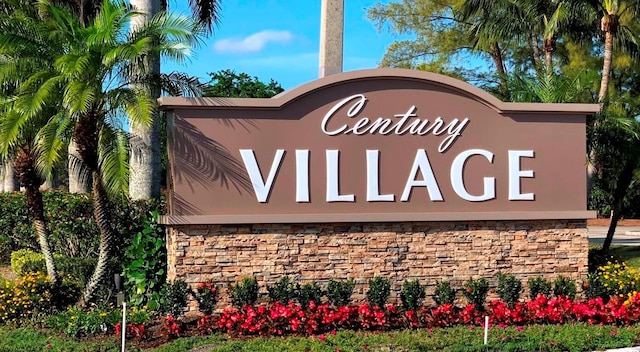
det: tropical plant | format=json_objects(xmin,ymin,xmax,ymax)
[
  {"xmin": 0, "ymin": 0, "xmax": 70, "ymax": 286},
  {"xmin": 0, "ymin": 0, "xmax": 203, "ymax": 304},
  {"xmin": 121, "ymin": 211, "xmax": 166, "ymax": 309},
  {"xmin": 127, "ymin": 0, "xmax": 221, "ymax": 200}
]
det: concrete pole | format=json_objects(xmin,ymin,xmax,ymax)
[{"xmin": 319, "ymin": 0, "xmax": 344, "ymax": 78}]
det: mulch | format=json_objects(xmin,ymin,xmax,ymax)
[{"xmin": 588, "ymin": 219, "xmax": 640, "ymax": 227}]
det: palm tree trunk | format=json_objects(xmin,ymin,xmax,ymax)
[
  {"xmin": 545, "ymin": 50, "xmax": 553, "ymax": 77},
  {"xmin": 489, "ymin": 42, "xmax": 509, "ymax": 99},
  {"xmin": 68, "ymin": 139, "xmax": 91, "ymax": 193},
  {"xmin": 78, "ymin": 169, "xmax": 114, "ymax": 306},
  {"xmin": 3, "ymin": 161, "xmax": 19, "ymax": 191},
  {"xmin": 531, "ymin": 34, "xmax": 541, "ymax": 67},
  {"xmin": 0, "ymin": 164, "xmax": 4, "ymax": 192},
  {"xmin": 598, "ymin": 29, "xmax": 614, "ymax": 104},
  {"xmin": 129, "ymin": 0, "xmax": 162, "ymax": 200},
  {"xmin": 601, "ymin": 159, "xmax": 635, "ymax": 253},
  {"xmin": 14, "ymin": 148, "xmax": 58, "ymax": 285}
]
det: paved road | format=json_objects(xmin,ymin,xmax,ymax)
[{"xmin": 589, "ymin": 226, "xmax": 640, "ymax": 246}]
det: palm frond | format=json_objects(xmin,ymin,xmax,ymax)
[
  {"xmin": 34, "ymin": 111, "xmax": 71, "ymax": 178},
  {"xmin": 98, "ymin": 123, "xmax": 129, "ymax": 196}
]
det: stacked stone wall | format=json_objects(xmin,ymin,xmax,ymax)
[{"xmin": 166, "ymin": 220, "xmax": 588, "ymax": 307}]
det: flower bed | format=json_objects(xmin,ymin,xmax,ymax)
[{"xmin": 189, "ymin": 293, "xmax": 640, "ymax": 338}]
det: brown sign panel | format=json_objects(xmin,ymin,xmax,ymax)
[{"xmin": 159, "ymin": 69, "xmax": 599, "ymax": 224}]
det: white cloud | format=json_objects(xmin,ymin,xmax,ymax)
[{"xmin": 213, "ymin": 30, "xmax": 294, "ymax": 54}]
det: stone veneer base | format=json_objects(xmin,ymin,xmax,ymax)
[{"xmin": 166, "ymin": 220, "xmax": 588, "ymax": 308}]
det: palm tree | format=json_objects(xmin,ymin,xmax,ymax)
[
  {"xmin": 460, "ymin": 0, "xmax": 579, "ymax": 79},
  {"xmin": 0, "ymin": 0, "xmax": 67, "ymax": 284},
  {"xmin": 128, "ymin": 0, "xmax": 221, "ymax": 200},
  {"xmin": 567, "ymin": 0, "xmax": 640, "ymax": 104},
  {"xmin": 2, "ymin": 0, "xmax": 202, "ymax": 304},
  {"xmin": 0, "ymin": 112, "xmax": 65, "ymax": 286}
]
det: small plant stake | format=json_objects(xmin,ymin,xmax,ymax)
[
  {"xmin": 484, "ymin": 316, "xmax": 489, "ymax": 345},
  {"xmin": 121, "ymin": 302, "xmax": 127, "ymax": 352}
]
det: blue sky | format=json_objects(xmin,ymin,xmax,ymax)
[{"xmin": 162, "ymin": 0, "xmax": 399, "ymax": 90}]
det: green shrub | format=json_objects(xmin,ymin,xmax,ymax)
[
  {"xmin": 588, "ymin": 247, "xmax": 623, "ymax": 273},
  {"xmin": 497, "ymin": 273, "xmax": 522, "ymax": 306},
  {"xmin": 194, "ymin": 281, "xmax": 219, "ymax": 315},
  {"xmin": 11, "ymin": 249, "xmax": 43, "ymax": 275},
  {"xmin": 160, "ymin": 280, "xmax": 192, "ymax": 317},
  {"xmin": 400, "ymin": 279, "xmax": 426, "ymax": 311},
  {"xmin": 553, "ymin": 276, "xmax": 577, "ymax": 299},
  {"xmin": 434, "ymin": 280, "xmax": 455, "ymax": 305},
  {"xmin": 55, "ymin": 256, "xmax": 96, "ymax": 286},
  {"xmin": 597, "ymin": 261, "xmax": 640, "ymax": 297},
  {"xmin": 51, "ymin": 280, "xmax": 83, "ymax": 311},
  {"xmin": 366, "ymin": 276, "xmax": 391, "ymax": 308},
  {"xmin": 297, "ymin": 282, "xmax": 323, "ymax": 309},
  {"xmin": 0, "ymin": 235, "xmax": 12, "ymax": 265},
  {"xmin": 326, "ymin": 279, "xmax": 355, "ymax": 307},
  {"xmin": 42, "ymin": 191, "xmax": 98, "ymax": 258},
  {"xmin": 583, "ymin": 273, "xmax": 609, "ymax": 300},
  {"xmin": 14, "ymin": 251, "xmax": 96, "ymax": 287},
  {"xmin": 0, "ymin": 191, "xmax": 165, "ymax": 259},
  {"xmin": 111, "ymin": 197, "xmax": 166, "ymax": 255},
  {"xmin": 0, "ymin": 193, "xmax": 37, "ymax": 253},
  {"xmin": 19, "ymin": 258, "xmax": 47, "ymax": 275},
  {"xmin": 229, "ymin": 277, "xmax": 259, "ymax": 308},
  {"xmin": 463, "ymin": 277, "xmax": 489, "ymax": 310},
  {"xmin": 121, "ymin": 211, "xmax": 166, "ymax": 309},
  {"xmin": 267, "ymin": 277, "xmax": 298, "ymax": 304},
  {"xmin": 527, "ymin": 276, "xmax": 552, "ymax": 298},
  {"xmin": 47, "ymin": 306, "xmax": 119, "ymax": 338}
]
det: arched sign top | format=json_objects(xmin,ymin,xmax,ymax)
[
  {"xmin": 159, "ymin": 68, "xmax": 598, "ymax": 225},
  {"xmin": 158, "ymin": 68, "xmax": 599, "ymax": 115}
]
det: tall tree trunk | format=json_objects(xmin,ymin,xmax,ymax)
[
  {"xmin": 3, "ymin": 161, "xmax": 19, "ymax": 191},
  {"xmin": 598, "ymin": 28, "xmax": 614, "ymax": 104},
  {"xmin": 543, "ymin": 36, "xmax": 556, "ymax": 79},
  {"xmin": 68, "ymin": 139, "xmax": 91, "ymax": 193},
  {"xmin": 591, "ymin": 16, "xmax": 618, "ymax": 195},
  {"xmin": 78, "ymin": 170, "xmax": 114, "ymax": 306},
  {"xmin": 14, "ymin": 148, "xmax": 58, "ymax": 285},
  {"xmin": 545, "ymin": 51, "xmax": 553, "ymax": 77},
  {"xmin": 129, "ymin": 0, "xmax": 162, "ymax": 200},
  {"xmin": 40, "ymin": 169, "xmax": 58, "ymax": 191},
  {"xmin": 0, "ymin": 164, "xmax": 4, "ymax": 192},
  {"xmin": 531, "ymin": 34, "xmax": 541, "ymax": 67},
  {"xmin": 601, "ymin": 159, "xmax": 635, "ymax": 253},
  {"xmin": 490, "ymin": 42, "xmax": 509, "ymax": 99}
]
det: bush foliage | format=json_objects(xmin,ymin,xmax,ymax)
[
  {"xmin": 229, "ymin": 277, "xmax": 259, "ymax": 308},
  {"xmin": 0, "ymin": 191, "xmax": 164, "ymax": 259},
  {"xmin": 366, "ymin": 276, "xmax": 391, "ymax": 308},
  {"xmin": 434, "ymin": 280, "xmax": 456, "ymax": 305},
  {"xmin": 497, "ymin": 272, "xmax": 522, "ymax": 306},
  {"xmin": 267, "ymin": 277, "xmax": 297, "ymax": 304},
  {"xmin": 326, "ymin": 279, "xmax": 355, "ymax": 307},
  {"xmin": 400, "ymin": 279, "xmax": 426, "ymax": 311},
  {"xmin": 463, "ymin": 277, "xmax": 489, "ymax": 310}
]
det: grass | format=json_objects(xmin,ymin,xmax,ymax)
[
  {"xmin": 608, "ymin": 245, "xmax": 640, "ymax": 268},
  {"xmin": 152, "ymin": 324, "xmax": 640, "ymax": 352},
  {"xmin": 0, "ymin": 327, "xmax": 118, "ymax": 351},
  {"xmin": 2, "ymin": 324, "xmax": 630, "ymax": 352}
]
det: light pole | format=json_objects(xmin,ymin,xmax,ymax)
[{"xmin": 319, "ymin": 0, "xmax": 344, "ymax": 78}]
